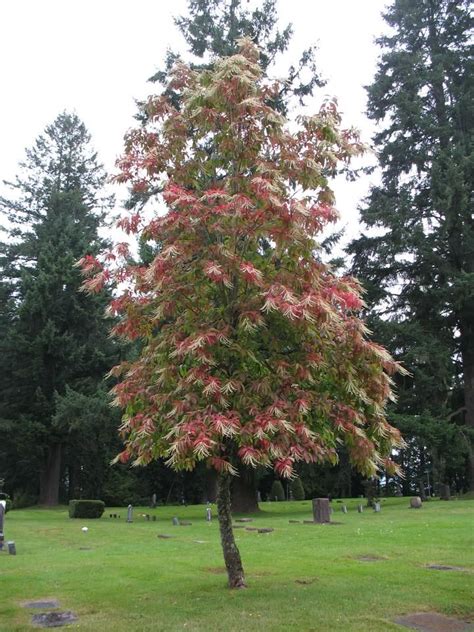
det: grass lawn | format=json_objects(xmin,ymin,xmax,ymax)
[{"xmin": 1, "ymin": 497, "xmax": 473, "ymax": 631}]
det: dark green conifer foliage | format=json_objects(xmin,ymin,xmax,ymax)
[
  {"xmin": 0, "ymin": 113, "xmax": 118, "ymax": 505},
  {"xmin": 348, "ymin": 0, "xmax": 473, "ymax": 490}
]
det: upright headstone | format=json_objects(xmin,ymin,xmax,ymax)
[
  {"xmin": 312, "ymin": 498, "xmax": 331, "ymax": 524},
  {"xmin": 410, "ymin": 496, "xmax": 422, "ymax": 509},
  {"xmin": 7, "ymin": 541, "xmax": 16, "ymax": 555},
  {"xmin": 373, "ymin": 502, "xmax": 381, "ymax": 513},
  {"xmin": 126, "ymin": 504, "xmax": 133, "ymax": 523},
  {"xmin": 257, "ymin": 491, "xmax": 262, "ymax": 503},
  {"xmin": 439, "ymin": 484, "xmax": 451, "ymax": 501},
  {"xmin": 357, "ymin": 504, "xmax": 364, "ymax": 513},
  {"xmin": 341, "ymin": 505, "xmax": 348, "ymax": 514},
  {"xmin": 206, "ymin": 506, "xmax": 212, "ymax": 522},
  {"xmin": 0, "ymin": 500, "xmax": 5, "ymax": 550},
  {"xmin": 172, "ymin": 517, "xmax": 180, "ymax": 526},
  {"xmin": 151, "ymin": 493, "xmax": 157, "ymax": 509}
]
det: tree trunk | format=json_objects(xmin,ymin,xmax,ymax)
[
  {"xmin": 460, "ymin": 318, "xmax": 474, "ymax": 490},
  {"xmin": 216, "ymin": 473, "xmax": 246, "ymax": 589},
  {"xmin": 39, "ymin": 444, "xmax": 62, "ymax": 506},
  {"xmin": 231, "ymin": 465, "xmax": 259, "ymax": 513}
]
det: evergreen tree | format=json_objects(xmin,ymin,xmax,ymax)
[
  {"xmin": 0, "ymin": 113, "xmax": 118, "ymax": 505},
  {"xmin": 348, "ymin": 0, "xmax": 473, "ymax": 490}
]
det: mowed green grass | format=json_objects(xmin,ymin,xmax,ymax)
[{"xmin": 1, "ymin": 498, "xmax": 473, "ymax": 631}]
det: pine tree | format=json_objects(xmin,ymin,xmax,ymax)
[
  {"xmin": 0, "ymin": 113, "xmax": 118, "ymax": 505},
  {"xmin": 348, "ymin": 0, "xmax": 473, "ymax": 490},
  {"xmin": 83, "ymin": 41, "xmax": 404, "ymax": 588}
]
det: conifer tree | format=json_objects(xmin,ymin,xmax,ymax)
[
  {"xmin": 0, "ymin": 113, "xmax": 118, "ymax": 505},
  {"xmin": 348, "ymin": 0, "xmax": 473, "ymax": 490}
]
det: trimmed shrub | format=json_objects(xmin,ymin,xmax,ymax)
[
  {"xmin": 69, "ymin": 500, "xmax": 105, "ymax": 519},
  {"xmin": 290, "ymin": 477, "xmax": 305, "ymax": 500},
  {"xmin": 270, "ymin": 480, "xmax": 285, "ymax": 501}
]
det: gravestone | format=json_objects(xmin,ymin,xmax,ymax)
[
  {"xmin": 206, "ymin": 506, "xmax": 212, "ymax": 522},
  {"xmin": 172, "ymin": 517, "xmax": 180, "ymax": 526},
  {"xmin": 312, "ymin": 498, "xmax": 331, "ymax": 523},
  {"xmin": 357, "ymin": 504, "xmax": 364, "ymax": 513},
  {"xmin": 8, "ymin": 541, "xmax": 16, "ymax": 555},
  {"xmin": 439, "ymin": 484, "xmax": 451, "ymax": 500},
  {"xmin": 126, "ymin": 504, "xmax": 133, "ymax": 523},
  {"xmin": 151, "ymin": 493, "xmax": 157, "ymax": 509},
  {"xmin": 410, "ymin": 496, "xmax": 422, "ymax": 509},
  {"xmin": 31, "ymin": 611, "xmax": 77, "ymax": 628},
  {"xmin": 341, "ymin": 505, "xmax": 348, "ymax": 514},
  {"xmin": 0, "ymin": 501, "xmax": 5, "ymax": 550},
  {"xmin": 373, "ymin": 502, "xmax": 381, "ymax": 512}
]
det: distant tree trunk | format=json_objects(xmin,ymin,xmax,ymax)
[
  {"xmin": 231, "ymin": 465, "xmax": 259, "ymax": 513},
  {"xmin": 39, "ymin": 444, "xmax": 62, "ymax": 506},
  {"xmin": 460, "ymin": 317, "xmax": 474, "ymax": 490},
  {"xmin": 216, "ymin": 473, "xmax": 246, "ymax": 589}
]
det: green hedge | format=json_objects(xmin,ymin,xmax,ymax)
[
  {"xmin": 69, "ymin": 499, "xmax": 105, "ymax": 519},
  {"xmin": 290, "ymin": 477, "xmax": 305, "ymax": 500},
  {"xmin": 270, "ymin": 480, "xmax": 285, "ymax": 501}
]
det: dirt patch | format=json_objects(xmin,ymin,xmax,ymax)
[
  {"xmin": 204, "ymin": 567, "xmax": 227, "ymax": 574},
  {"xmin": 394, "ymin": 612, "xmax": 474, "ymax": 631},
  {"xmin": 426, "ymin": 565, "xmax": 468, "ymax": 572},
  {"xmin": 295, "ymin": 578, "xmax": 318, "ymax": 585},
  {"xmin": 356, "ymin": 555, "xmax": 386, "ymax": 562}
]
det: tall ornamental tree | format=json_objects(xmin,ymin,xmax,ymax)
[
  {"xmin": 137, "ymin": 0, "xmax": 325, "ymax": 512},
  {"xmin": 348, "ymin": 0, "xmax": 473, "ymax": 490},
  {"xmin": 0, "ymin": 113, "xmax": 118, "ymax": 505},
  {"xmin": 83, "ymin": 41, "xmax": 404, "ymax": 588}
]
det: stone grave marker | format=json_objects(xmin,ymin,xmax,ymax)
[
  {"xmin": 206, "ymin": 506, "xmax": 212, "ymax": 522},
  {"xmin": 126, "ymin": 504, "xmax": 133, "ymax": 523},
  {"xmin": 31, "ymin": 611, "xmax": 77, "ymax": 628},
  {"xmin": 172, "ymin": 517, "xmax": 180, "ymax": 526},
  {"xmin": 151, "ymin": 493, "xmax": 157, "ymax": 508},
  {"xmin": 357, "ymin": 504, "xmax": 364, "ymax": 513},
  {"xmin": 341, "ymin": 505, "xmax": 348, "ymax": 514},
  {"xmin": 0, "ymin": 500, "xmax": 5, "ymax": 550},
  {"xmin": 312, "ymin": 498, "xmax": 331, "ymax": 523},
  {"xmin": 373, "ymin": 502, "xmax": 381, "ymax": 512},
  {"xmin": 410, "ymin": 496, "xmax": 422, "ymax": 509},
  {"xmin": 439, "ymin": 484, "xmax": 451, "ymax": 501}
]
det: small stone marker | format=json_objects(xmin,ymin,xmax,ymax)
[
  {"xmin": 357, "ymin": 504, "xmax": 364, "ymax": 513},
  {"xmin": 8, "ymin": 541, "xmax": 16, "ymax": 555},
  {"xmin": 289, "ymin": 520, "xmax": 302, "ymax": 523},
  {"xmin": 235, "ymin": 518, "xmax": 253, "ymax": 523},
  {"xmin": 151, "ymin": 493, "xmax": 157, "ymax": 508},
  {"xmin": 172, "ymin": 517, "xmax": 180, "ymax": 526},
  {"xmin": 410, "ymin": 496, "xmax": 423, "ymax": 509},
  {"xmin": 126, "ymin": 504, "xmax": 133, "ymax": 523},
  {"xmin": 258, "ymin": 528, "xmax": 274, "ymax": 533},
  {"xmin": 257, "ymin": 491, "xmax": 262, "ymax": 503},
  {"xmin": 312, "ymin": 498, "xmax": 331, "ymax": 523},
  {"xmin": 439, "ymin": 484, "xmax": 451, "ymax": 500},
  {"xmin": 373, "ymin": 502, "xmax": 381, "ymax": 512},
  {"xmin": 341, "ymin": 505, "xmax": 348, "ymax": 514},
  {"xmin": 245, "ymin": 527, "xmax": 258, "ymax": 531},
  {"xmin": 427, "ymin": 564, "xmax": 467, "ymax": 572},
  {"xmin": 206, "ymin": 506, "xmax": 212, "ymax": 522},
  {"xmin": 31, "ymin": 611, "xmax": 77, "ymax": 628},
  {"xmin": 0, "ymin": 500, "xmax": 5, "ymax": 550},
  {"xmin": 145, "ymin": 514, "xmax": 150, "ymax": 521},
  {"xmin": 180, "ymin": 521, "xmax": 192, "ymax": 526},
  {"xmin": 24, "ymin": 600, "xmax": 60, "ymax": 609},
  {"xmin": 157, "ymin": 534, "xmax": 173, "ymax": 539}
]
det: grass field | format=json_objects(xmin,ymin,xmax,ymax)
[{"xmin": 1, "ymin": 498, "xmax": 473, "ymax": 631}]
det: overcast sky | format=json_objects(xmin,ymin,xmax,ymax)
[{"xmin": 0, "ymin": 0, "xmax": 390, "ymax": 238}]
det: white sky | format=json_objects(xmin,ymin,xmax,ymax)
[{"xmin": 0, "ymin": 0, "xmax": 389, "ymax": 240}]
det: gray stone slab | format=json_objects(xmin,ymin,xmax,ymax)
[
  {"xmin": 31, "ymin": 611, "xmax": 77, "ymax": 628},
  {"xmin": 426, "ymin": 565, "xmax": 467, "ymax": 572},
  {"xmin": 24, "ymin": 600, "xmax": 60, "ymax": 609}
]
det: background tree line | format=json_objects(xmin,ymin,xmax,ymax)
[{"xmin": 0, "ymin": 0, "xmax": 472, "ymax": 508}]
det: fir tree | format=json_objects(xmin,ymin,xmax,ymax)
[
  {"xmin": 348, "ymin": 0, "xmax": 473, "ymax": 490},
  {"xmin": 0, "ymin": 113, "xmax": 118, "ymax": 505}
]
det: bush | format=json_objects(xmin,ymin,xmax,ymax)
[
  {"xmin": 270, "ymin": 480, "xmax": 285, "ymax": 501},
  {"xmin": 69, "ymin": 500, "xmax": 105, "ymax": 519},
  {"xmin": 12, "ymin": 490, "xmax": 38, "ymax": 509},
  {"xmin": 290, "ymin": 477, "xmax": 305, "ymax": 500}
]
